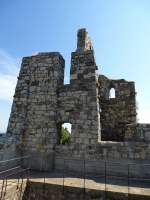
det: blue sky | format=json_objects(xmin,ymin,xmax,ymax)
[{"xmin": 0, "ymin": 0, "xmax": 150, "ymax": 132}]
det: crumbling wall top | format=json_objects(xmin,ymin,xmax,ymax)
[{"xmin": 77, "ymin": 28, "xmax": 93, "ymax": 52}]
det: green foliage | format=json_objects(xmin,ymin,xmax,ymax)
[{"xmin": 60, "ymin": 127, "xmax": 71, "ymax": 145}]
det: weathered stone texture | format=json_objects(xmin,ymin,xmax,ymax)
[
  {"xmin": 7, "ymin": 29, "xmax": 100, "ymax": 155},
  {"xmin": 0, "ymin": 135, "xmax": 18, "ymax": 161},
  {"xmin": 8, "ymin": 53, "xmax": 65, "ymax": 153},
  {"xmin": 125, "ymin": 123, "xmax": 150, "ymax": 142},
  {"xmin": 98, "ymin": 75, "xmax": 137, "ymax": 141},
  {"xmin": 2, "ymin": 28, "xmax": 150, "ymax": 174}
]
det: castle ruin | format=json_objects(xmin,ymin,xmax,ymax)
[{"xmin": 1, "ymin": 29, "xmax": 150, "ymax": 176}]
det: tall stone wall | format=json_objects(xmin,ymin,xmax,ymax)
[
  {"xmin": 7, "ymin": 53, "xmax": 65, "ymax": 169},
  {"xmin": 5, "ymin": 28, "xmax": 150, "ymax": 174},
  {"xmin": 98, "ymin": 75, "xmax": 137, "ymax": 141},
  {"xmin": 6, "ymin": 29, "xmax": 101, "ymax": 169},
  {"xmin": 58, "ymin": 33, "xmax": 101, "ymax": 145}
]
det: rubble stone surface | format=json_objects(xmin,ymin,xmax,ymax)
[{"xmin": 1, "ymin": 29, "xmax": 150, "ymax": 175}]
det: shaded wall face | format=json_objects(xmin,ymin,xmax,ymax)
[
  {"xmin": 125, "ymin": 123, "xmax": 150, "ymax": 142},
  {"xmin": 98, "ymin": 75, "xmax": 137, "ymax": 141}
]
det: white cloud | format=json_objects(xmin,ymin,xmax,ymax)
[
  {"xmin": 0, "ymin": 74, "xmax": 17, "ymax": 101},
  {"xmin": 0, "ymin": 49, "xmax": 20, "ymax": 101}
]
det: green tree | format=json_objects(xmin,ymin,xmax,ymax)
[{"xmin": 60, "ymin": 127, "xmax": 71, "ymax": 145}]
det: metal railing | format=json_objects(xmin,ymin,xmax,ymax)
[
  {"xmin": 24, "ymin": 157, "xmax": 149, "ymax": 199},
  {"xmin": 0, "ymin": 156, "xmax": 30, "ymax": 200},
  {"xmin": 0, "ymin": 156, "xmax": 150, "ymax": 200},
  {"xmin": 47, "ymin": 158, "xmax": 150, "ymax": 200}
]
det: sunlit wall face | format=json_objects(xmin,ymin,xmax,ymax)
[{"xmin": 0, "ymin": 0, "xmax": 150, "ymax": 132}]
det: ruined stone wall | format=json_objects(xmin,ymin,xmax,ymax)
[
  {"xmin": 55, "ymin": 142, "xmax": 150, "ymax": 178},
  {"xmin": 5, "ymin": 28, "xmax": 150, "ymax": 175},
  {"xmin": 8, "ymin": 52, "xmax": 64, "ymax": 154},
  {"xmin": 0, "ymin": 135, "xmax": 18, "ymax": 162},
  {"xmin": 57, "ymin": 49, "xmax": 100, "ymax": 145},
  {"xmin": 55, "ymin": 141, "xmax": 150, "ymax": 161},
  {"xmin": 6, "ymin": 29, "xmax": 100, "ymax": 170},
  {"xmin": 98, "ymin": 75, "xmax": 137, "ymax": 141},
  {"xmin": 125, "ymin": 123, "xmax": 150, "ymax": 142}
]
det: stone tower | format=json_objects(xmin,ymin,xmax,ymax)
[{"xmin": 7, "ymin": 29, "xmax": 101, "ymax": 169}]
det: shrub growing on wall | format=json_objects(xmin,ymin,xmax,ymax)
[{"xmin": 60, "ymin": 127, "xmax": 71, "ymax": 145}]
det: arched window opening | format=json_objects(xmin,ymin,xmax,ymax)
[
  {"xmin": 59, "ymin": 123, "xmax": 72, "ymax": 145},
  {"xmin": 109, "ymin": 88, "xmax": 116, "ymax": 99}
]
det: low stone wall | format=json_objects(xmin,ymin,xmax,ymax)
[
  {"xmin": 21, "ymin": 151, "xmax": 54, "ymax": 171},
  {"xmin": 125, "ymin": 123, "xmax": 150, "ymax": 142},
  {"xmin": 19, "ymin": 140, "xmax": 150, "ymax": 178},
  {"xmin": 0, "ymin": 134, "xmax": 19, "ymax": 170},
  {"xmin": 55, "ymin": 141, "xmax": 150, "ymax": 160},
  {"xmin": 54, "ymin": 141, "xmax": 150, "ymax": 178},
  {"xmin": 0, "ymin": 135, "xmax": 18, "ymax": 160}
]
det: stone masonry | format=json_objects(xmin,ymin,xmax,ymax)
[
  {"xmin": 3, "ymin": 29, "xmax": 150, "ymax": 175},
  {"xmin": 99, "ymin": 75, "xmax": 137, "ymax": 141},
  {"xmin": 7, "ymin": 29, "xmax": 100, "ymax": 151}
]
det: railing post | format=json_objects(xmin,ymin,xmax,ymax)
[
  {"xmin": 83, "ymin": 158, "xmax": 86, "ymax": 198},
  {"xmin": 104, "ymin": 161, "xmax": 107, "ymax": 200},
  {"xmin": 43, "ymin": 157, "xmax": 46, "ymax": 200},
  {"xmin": 16, "ymin": 174, "xmax": 20, "ymax": 190},
  {"xmin": 4, "ymin": 178, "xmax": 7, "ymax": 198},
  {"xmin": 27, "ymin": 168, "xmax": 30, "ymax": 183},
  {"xmin": 0, "ymin": 179, "xmax": 5, "ymax": 200},
  {"xmin": 27, "ymin": 167, "xmax": 31, "ymax": 200},
  {"xmin": 128, "ymin": 164, "xmax": 130, "ymax": 200},
  {"xmin": 62, "ymin": 159, "xmax": 65, "ymax": 195},
  {"xmin": 19, "ymin": 174, "xmax": 24, "ymax": 199}
]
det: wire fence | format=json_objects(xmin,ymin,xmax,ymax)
[
  {"xmin": 0, "ymin": 156, "xmax": 150, "ymax": 199},
  {"xmin": 49, "ymin": 158, "xmax": 150, "ymax": 199}
]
